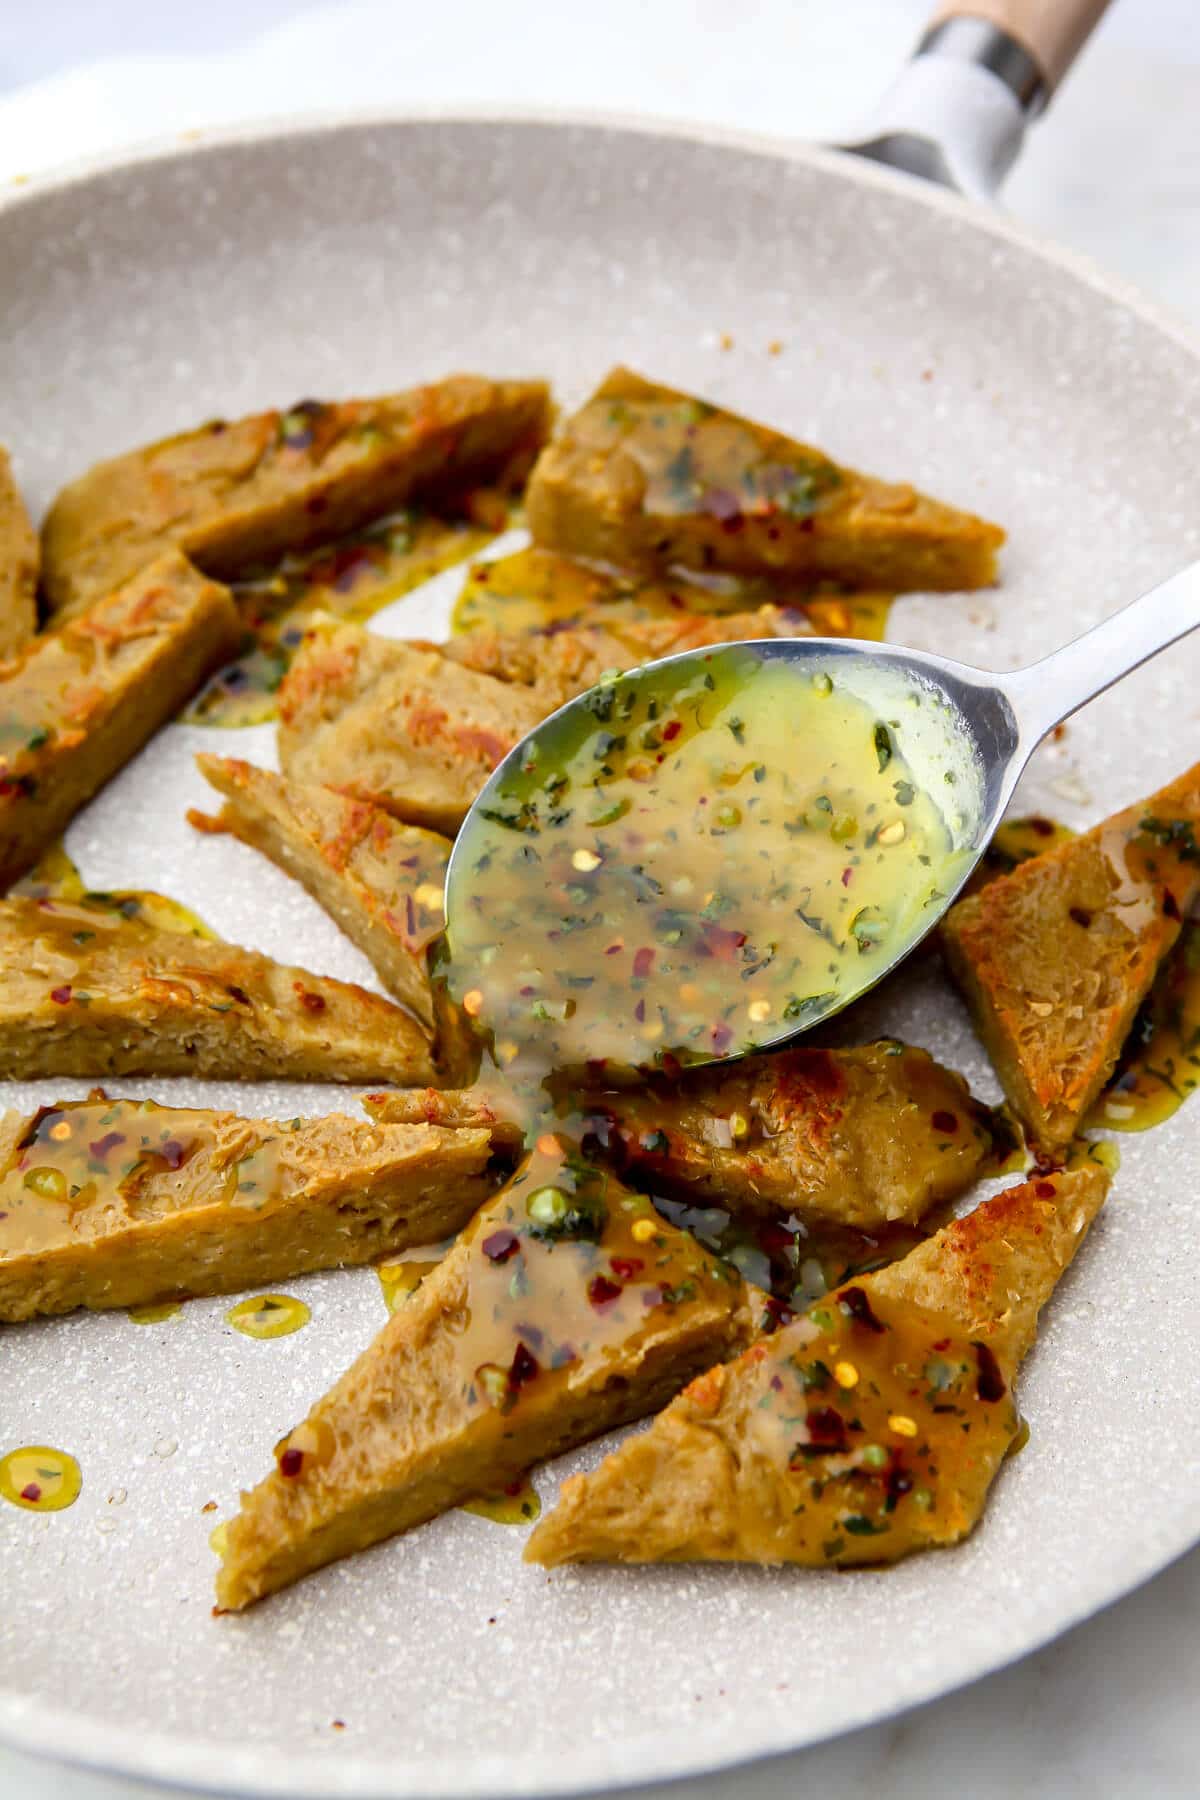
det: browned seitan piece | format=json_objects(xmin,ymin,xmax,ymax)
[
  {"xmin": 362, "ymin": 1085, "xmax": 526, "ymax": 1154},
  {"xmin": 443, "ymin": 604, "xmax": 805, "ymax": 711},
  {"xmin": 372, "ymin": 1044, "xmax": 992, "ymax": 1231},
  {"xmin": 525, "ymin": 1162, "xmax": 1108, "ymax": 1567},
  {"xmin": 215, "ymin": 1158, "xmax": 759, "ymax": 1609},
  {"xmin": 191, "ymin": 755, "xmax": 448, "ymax": 1030},
  {"xmin": 0, "ymin": 552, "xmax": 240, "ymax": 892},
  {"xmin": 0, "ymin": 894, "xmax": 435, "ymax": 1084},
  {"xmin": 0, "ymin": 447, "xmax": 38, "ymax": 658},
  {"xmin": 0, "ymin": 1095, "xmax": 495, "ymax": 1322},
  {"xmin": 41, "ymin": 376, "xmax": 551, "ymax": 619},
  {"xmin": 527, "ymin": 367, "xmax": 1003, "ymax": 590},
  {"xmin": 276, "ymin": 620, "xmax": 544, "ymax": 834},
  {"xmin": 942, "ymin": 763, "xmax": 1200, "ymax": 1154}
]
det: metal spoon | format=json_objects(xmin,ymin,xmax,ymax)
[{"xmin": 446, "ymin": 557, "xmax": 1199, "ymax": 1065}]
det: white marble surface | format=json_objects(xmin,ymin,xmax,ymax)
[{"xmin": 0, "ymin": 2, "xmax": 1198, "ymax": 1795}]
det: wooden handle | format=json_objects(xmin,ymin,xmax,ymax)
[{"xmin": 931, "ymin": 0, "xmax": 1110, "ymax": 92}]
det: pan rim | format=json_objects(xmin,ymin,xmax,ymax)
[{"xmin": 2, "ymin": 100, "xmax": 1199, "ymax": 1800}]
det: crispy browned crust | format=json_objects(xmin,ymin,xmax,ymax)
[
  {"xmin": 41, "ymin": 376, "xmax": 552, "ymax": 618},
  {"xmin": 527, "ymin": 367, "xmax": 1003, "ymax": 590},
  {"xmin": 362, "ymin": 1085, "xmax": 526, "ymax": 1152},
  {"xmin": 525, "ymin": 1164, "xmax": 1108, "ymax": 1567},
  {"xmin": 942, "ymin": 763, "xmax": 1200, "ymax": 1153},
  {"xmin": 598, "ymin": 1043, "xmax": 991, "ymax": 1227},
  {"xmin": 0, "ymin": 894, "xmax": 435, "ymax": 1084},
  {"xmin": 193, "ymin": 754, "xmax": 447, "ymax": 1030},
  {"xmin": 0, "ymin": 552, "xmax": 241, "ymax": 892},
  {"xmin": 216, "ymin": 1172, "xmax": 758, "ymax": 1609},
  {"xmin": 0, "ymin": 1103, "xmax": 494, "ymax": 1321},
  {"xmin": 0, "ymin": 447, "xmax": 38, "ymax": 659},
  {"xmin": 276, "ymin": 620, "xmax": 545, "ymax": 834},
  {"xmin": 443, "ymin": 604, "xmax": 804, "ymax": 711}
]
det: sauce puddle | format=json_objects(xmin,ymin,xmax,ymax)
[
  {"xmin": 13, "ymin": 841, "xmax": 214, "ymax": 938},
  {"xmin": 225, "ymin": 1294, "xmax": 311, "ymax": 1339},
  {"xmin": 1089, "ymin": 917, "xmax": 1200, "ymax": 1132},
  {"xmin": 188, "ymin": 500, "xmax": 511, "ymax": 728},
  {"xmin": 452, "ymin": 544, "xmax": 891, "ymax": 642}
]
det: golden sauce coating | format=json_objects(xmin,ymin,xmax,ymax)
[
  {"xmin": 452, "ymin": 544, "xmax": 891, "ymax": 643},
  {"xmin": 943, "ymin": 764, "xmax": 1200, "ymax": 1153},
  {"xmin": 526, "ymin": 367, "xmax": 1003, "ymax": 590},
  {"xmin": 446, "ymin": 650, "xmax": 967, "ymax": 1076}
]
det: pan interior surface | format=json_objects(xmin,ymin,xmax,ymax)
[{"xmin": 1, "ymin": 115, "xmax": 1198, "ymax": 1800}]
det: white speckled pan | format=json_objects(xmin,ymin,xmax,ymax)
[{"xmin": 1, "ymin": 111, "xmax": 1199, "ymax": 1799}]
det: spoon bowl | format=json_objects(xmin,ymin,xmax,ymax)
[{"xmin": 445, "ymin": 556, "xmax": 1200, "ymax": 1071}]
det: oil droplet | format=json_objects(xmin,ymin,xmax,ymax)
[
  {"xmin": 462, "ymin": 1475, "xmax": 542, "ymax": 1526},
  {"xmin": 0, "ymin": 1445, "xmax": 82, "ymax": 1512},
  {"xmin": 1006, "ymin": 1416, "xmax": 1031, "ymax": 1459},
  {"xmin": 225, "ymin": 1293, "xmax": 311, "ymax": 1339},
  {"xmin": 376, "ymin": 1239, "xmax": 455, "ymax": 1313},
  {"xmin": 128, "ymin": 1301, "xmax": 183, "ymax": 1325},
  {"xmin": 208, "ymin": 1520, "xmax": 229, "ymax": 1555}
]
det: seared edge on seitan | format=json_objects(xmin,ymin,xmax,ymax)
[
  {"xmin": 442, "ymin": 604, "xmax": 808, "ymax": 712},
  {"xmin": 942, "ymin": 763, "xmax": 1200, "ymax": 1154},
  {"xmin": 525, "ymin": 1162, "xmax": 1108, "ymax": 1567},
  {"xmin": 527, "ymin": 367, "xmax": 1003, "ymax": 591},
  {"xmin": 0, "ymin": 447, "xmax": 38, "ymax": 659},
  {"xmin": 0, "ymin": 551, "xmax": 241, "ymax": 892},
  {"xmin": 41, "ymin": 376, "xmax": 551, "ymax": 619},
  {"xmin": 191, "ymin": 755, "xmax": 448, "ymax": 1030},
  {"xmin": 0, "ymin": 894, "xmax": 435, "ymax": 1084},
  {"xmin": 216, "ymin": 1156, "xmax": 758, "ymax": 1609},
  {"xmin": 277, "ymin": 619, "xmax": 544, "ymax": 834},
  {"xmin": 0, "ymin": 1097, "xmax": 494, "ymax": 1321},
  {"xmin": 372, "ymin": 1044, "xmax": 993, "ymax": 1231}
]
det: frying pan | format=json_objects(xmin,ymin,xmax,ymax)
[{"xmin": 2, "ymin": 2, "xmax": 1199, "ymax": 1794}]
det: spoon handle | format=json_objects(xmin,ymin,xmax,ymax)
[{"xmin": 1002, "ymin": 557, "xmax": 1200, "ymax": 748}]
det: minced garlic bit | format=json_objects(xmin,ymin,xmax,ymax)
[
  {"xmin": 877, "ymin": 820, "xmax": 906, "ymax": 846},
  {"xmin": 888, "ymin": 1413, "xmax": 918, "ymax": 1438},
  {"xmin": 414, "ymin": 883, "xmax": 444, "ymax": 911},
  {"xmin": 747, "ymin": 999, "xmax": 772, "ymax": 1023},
  {"xmin": 834, "ymin": 1361, "xmax": 859, "ymax": 1389},
  {"xmin": 631, "ymin": 1217, "xmax": 658, "ymax": 1244},
  {"xmin": 729, "ymin": 1111, "xmax": 750, "ymax": 1140},
  {"xmin": 572, "ymin": 848, "xmax": 602, "ymax": 872},
  {"xmin": 462, "ymin": 989, "xmax": 484, "ymax": 1016}
]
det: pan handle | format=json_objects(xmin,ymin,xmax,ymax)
[
  {"xmin": 840, "ymin": 0, "xmax": 1111, "ymax": 200},
  {"xmin": 927, "ymin": 1, "xmax": 1111, "ymax": 102}
]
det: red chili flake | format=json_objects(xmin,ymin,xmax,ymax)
[
  {"xmin": 588, "ymin": 1274, "xmax": 622, "ymax": 1309},
  {"xmin": 1035, "ymin": 1179, "xmax": 1057, "ymax": 1199},
  {"xmin": 404, "ymin": 893, "xmax": 418, "ymax": 936},
  {"xmin": 20, "ymin": 1482, "xmax": 42, "ymax": 1503},
  {"xmin": 660, "ymin": 1052, "xmax": 682, "ymax": 1081},
  {"xmin": 973, "ymin": 1341, "xmax": 1007, "ymax": 1403},
  {"xmin": 296, "ymin": 988, "xmax": 327, "ymax": 1014},
  {"xmin": 1164, "ymin": 892, "xmax": 1181, "ymax": 921},
  {"xmin": 1030, "ymin": 817, "xmax": 1055, "ymax": 837},
  {"xmin": 698, "ymin": 923, "xmax": 748, "ymax": 962},
  {"xmin": 662, "ymin": 720, "xmax": 682, "ymax": 742},
  {"xmin": 932, "ymin": 1337, "xmax": 951, "ymax": 1351},
  {"xmin": 886, "ymin": 1460, "xmax": 914, "ymax": 1510},
  {"xmin": 610, "ymin": 1256, "xmax": 644, "ymax": 1281},
  {"xmin": 632, "ymin": 947, "xmax": 655, "ymax": 980},
  {"xmin": 758, "ymin": 1221, "xmax": 795, "ymax": 1254},
  {"xmin": 931, "ymin": 1110, "xmax": 958, "ymax": 1134},
  {"xmin": 804, "ymin": 1406, "xmax": 849, "ymax": 1453},
  {"xmin": 516, "ymin": 1323, "xmax": 544, "ymax": 1352},
  {"xmin": 841, "ymin": 867, "xmax": 853, "ymax": 887},
  {"xmin": 509, "ymin": 1342, "xmax": 540, "ymax": 1387},
  {"xmin": 710, "ymin": 1023, "xmax": 734, "ymax": 1054},
  {"xmin": 279, "ymin": 1448, "xmax": 304, "ymax": 1478},
  {"xmin": 50, "ymin": 985, "xmax": 72, "ymax": 1005},
  {"xmin": 604, "ymin": 943, "xmax": 623, "ymax": 957},
  {"xmin": 482, "ymin": 1229, "xmax": 519, "ymax": 1264},
  {"xmin": 160, "ymin": 1139, "xmax": 187, "ymax": 1170},
  {"xmin": 87, "ymin": 1132, "xmax": 125, "ymax": 1159},
  {"xmin": 840, "ymin": 1286, "xmax": 886, "ymax": 1333},
  {"xmin": 641, "ymin": 1287, "xmax": 663, "ymax": 1308},
  {"xmin": 634, "ymin": 998, "xmax": 646, "ymax": 1023},
  {"xmin": 226, "ymin": 985, "xmax": 251, "ymax": 1006}
]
